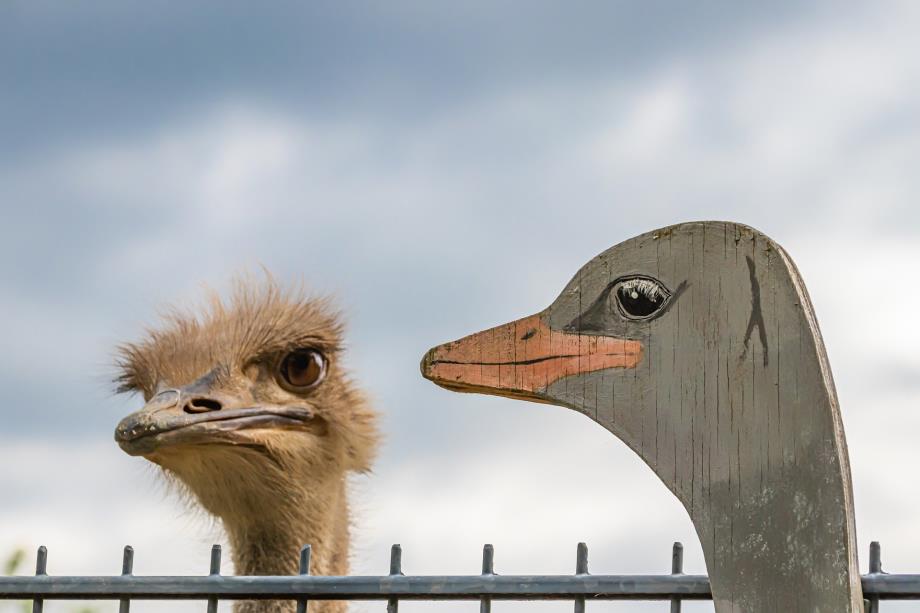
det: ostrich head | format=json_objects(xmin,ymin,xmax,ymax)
[{"xmin": 113, "ymin": 279, "xmax": 378, "ymax": 578}]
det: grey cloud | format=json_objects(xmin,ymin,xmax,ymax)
[{"xmin": 2, "ymin": 0, "xmax": 815, "ymax": 157}]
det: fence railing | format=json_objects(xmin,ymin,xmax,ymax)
[{"xmin": 0, "ymin": 541, "xmax": 915, "ymax": 611}]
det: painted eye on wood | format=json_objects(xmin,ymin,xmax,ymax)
[
  {"xmin": 278, "ymin": 349, "xmax": 327, "ymax": 391},
  {"xmin": 614, "ymin": 276, "xmax": 671, "ymax": 319}
]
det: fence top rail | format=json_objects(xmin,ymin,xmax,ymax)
[
  {"xmin": 0, "ymin": 573, "xmax": 917, "ymax": 601},
  {"xmin": 0, "ymin": 574, "xmax": 712, "ymax": 601}
]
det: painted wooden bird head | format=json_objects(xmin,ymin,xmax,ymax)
[
  {"xmin": 421, "ymin": 220, "xmax": 861, "ymax": 613},
  {"xmin": 422, "ymin": 220, "xmax": 757, "ymax": 465}
]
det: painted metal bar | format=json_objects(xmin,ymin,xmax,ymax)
[
  {"xmin": 207, "ymin": 545, "xmax": 221, "ymax": 613},
  {"xmin": 3, "ymin": 573, "xmax": 920, "ymax": 600},
  {"xmin": 31, "ymin": 546, "xmax": 46, "ymax": 613},
  {"xmin": 868, "ymin": 541, "xmax": 881, "ymax": 613},
  {"xmin": 670, "ymin": 542, "xmax": 683, "ymax": 613},
  {"xmin": 480, "ymin": 544, "xmax": 494, "ymax": 613},
  {"xmin": 296, "ymin": 545, "xmax": 312, "ymax": 613},
  {"xmin": 3, "ymin": 573, "xmax": 919, "ymax": 601},
  {"xmin": 119, "ymin": 546, "xmax": 134, "ymax": 613},
  {"xmin": 386, "ymin": 544, "xmax": 401, "ymax": 613},
  {"xmin": 574, "ymin": 542, "xmax": 588, "ymax": 613},
  {"xmin": 0, "ymin": 573, "xmax": 712, "ymax": 600}
]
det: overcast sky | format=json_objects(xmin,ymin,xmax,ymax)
[{"xmin": 2, "ymin": 2, "xmax": 920, "ymax": 612}]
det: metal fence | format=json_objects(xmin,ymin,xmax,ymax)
[{"xmin": 0, "ymin": 541, "xmax": 916, "ymax": 612}]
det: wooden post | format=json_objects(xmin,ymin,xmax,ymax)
[{"xmin": 422, "ymin": 221, "xmax": 863, "ymax": 613}]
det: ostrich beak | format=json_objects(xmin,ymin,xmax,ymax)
[
  {"xmin": 115, "ymin": 385, "xmax": 317, "ymax": 456},
  {"xmin": 115, "ymin": 389, "xmax": 183, "ymax": 455},
  {"xmin": 421, "ymin": 313, "xmax": 643, "ymax": 402}
]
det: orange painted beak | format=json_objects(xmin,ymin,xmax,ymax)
[{"xmin": 421, "ymin": 313, "xmax": 643, "ymax": 402}]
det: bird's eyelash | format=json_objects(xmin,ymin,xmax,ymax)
[
  {"xmin": 617, "ymin": 278, "xmax": 666, "ymax": 301},
  {"xmin": 247, "ymin": 339, "xmax": 338, "ymax": 365}
]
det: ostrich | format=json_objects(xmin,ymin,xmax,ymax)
[{"xmin": 114, "ymin": 280, "xmax": 379, "ymax": 613}]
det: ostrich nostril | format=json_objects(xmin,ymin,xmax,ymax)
[{"xmin": 184, "ymin": 397, "xmax": 223, "ymax": 414}]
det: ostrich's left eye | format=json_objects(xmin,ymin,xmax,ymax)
[
  {"xmin": 614, "ymin": 276, "xmax": 671, "ymax": 319},
  {"xmin": 278, "ymin": 349, "xmax": 327, "ymax": 391}
]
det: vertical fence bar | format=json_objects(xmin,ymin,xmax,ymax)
[
  {"xmin": 296, "ymin": 545, "xmax": 312, "ymax": 613},
  {"xmin": 386, "ymin": 544, "xmax": 402, "ymax": 613},
  {"xmin": 480, "ymin": 544, "xmax": 494, "ymax": 613},
  {"xmin": 31, "ymin": 546, "xmax": 47, "ymax": 613},
  {"xmin": 119, "ymin": 546, "xmax": 134, "ymax": 613},
  {"xmin": 207, "ymin": 544, "xmax": 221, "ymax": 613},
  {"xmin": 868, "ymin": 541, "xmax": 881, "ymax": 613},
  {"xmin": 670, "ymin": 542, "xmax": 683, "ymax": 613},
  {"xmin": 574, "ymin": 542, "xmax": 588, "ymax": 613}
]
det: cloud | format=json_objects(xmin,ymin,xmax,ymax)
[{"xmin": 1, "ymin": 1, "xmax": 816, "ymax": 160}]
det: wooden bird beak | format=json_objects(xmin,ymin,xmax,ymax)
[{"xmin": 421, "ymin": 313, "xmax": 643, "ymax": 402}]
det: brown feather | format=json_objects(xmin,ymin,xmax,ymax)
[{"xmin": 114, "ymin": 275, "xmax": 379, "ymax": 613}]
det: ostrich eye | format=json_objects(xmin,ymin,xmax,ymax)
[
  {"xmin": 614, "ymin": 276, "xmax": 671, "ymax": 319},
  {"xmin": 278, "ymin": 349, "xmax": 327, "ymax": 391}
]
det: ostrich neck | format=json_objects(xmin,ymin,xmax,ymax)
[{"xmin": 224, "ymin": 475, "xmax": 350, "ymax": 613}]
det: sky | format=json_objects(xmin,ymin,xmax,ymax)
[{"xmin": 1, "ymin": 1, "xmax": 920, "ymax": 611}]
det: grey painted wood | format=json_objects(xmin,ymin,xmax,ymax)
[{"xmin": 422, "ymin": 221, "xmax": 863, "ymax": 613}]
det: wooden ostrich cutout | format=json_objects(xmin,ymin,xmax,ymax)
[
  {"xmin": 114, "ymin": 280, "xmax": 379, "ymax": 613},
  {"xmin": 422, "ymin": 221, "xmax": 863, "ymax": 613}
]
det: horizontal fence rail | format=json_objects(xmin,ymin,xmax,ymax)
[{"xmin": 0, "ymin": 541, "xmax": 914, "ymax": 611}]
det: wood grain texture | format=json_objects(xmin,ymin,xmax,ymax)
[{"xmin": 422, "ymin": 221, "xmax": 862, "ymax": 613}]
